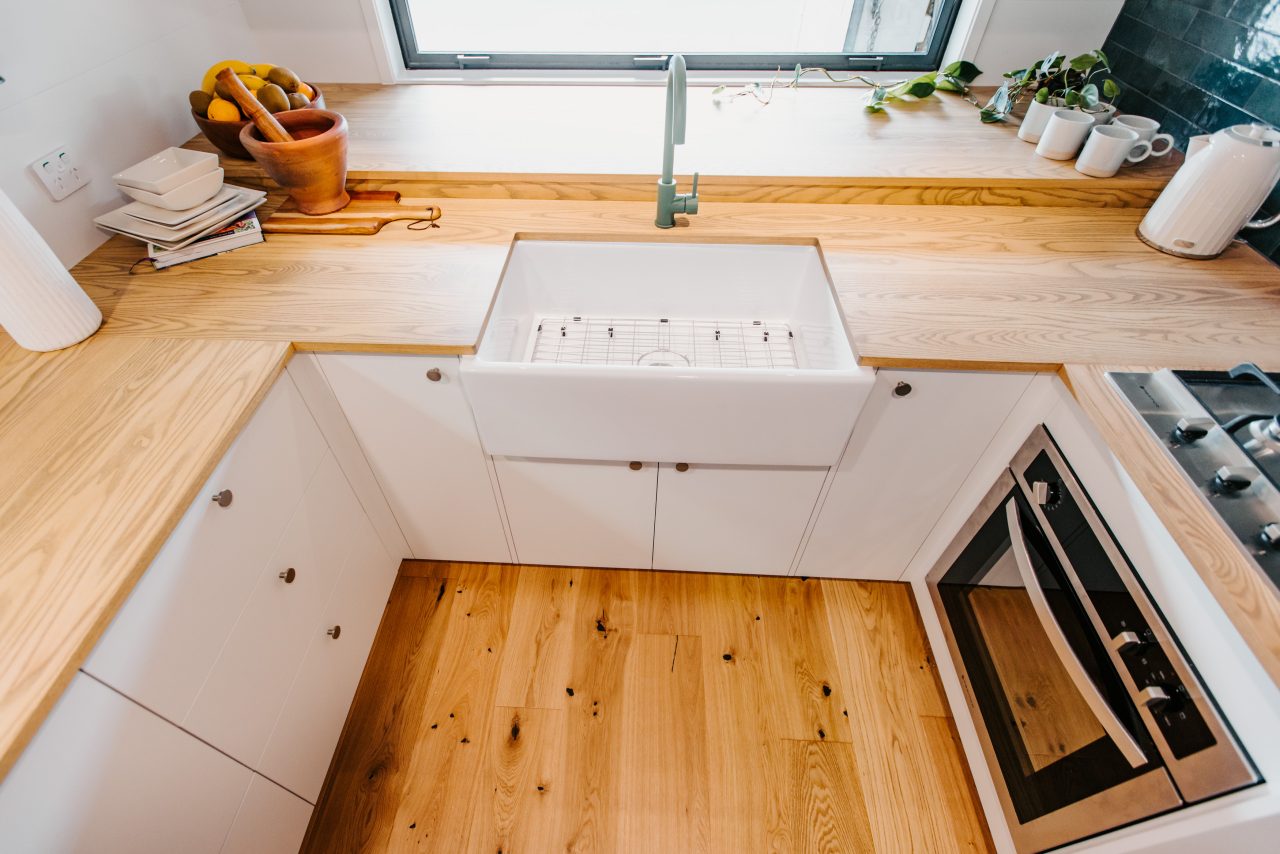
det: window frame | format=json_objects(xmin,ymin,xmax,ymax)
[{"xmin": 385, "ymin": 0, "xmax": 966, "ymax": 74}]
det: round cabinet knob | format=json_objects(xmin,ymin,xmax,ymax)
[
  {"xmin": 1172, "ymin": 416, "xmax": 1214, "ymax": 445},
  {"xmin": 675, "ymin": 462, "xmax": 690, "ymax": 472},
  {"xmin": 327, "ymin": 625, "xmax": 342, "ymax": 640},
  {"xmin": 1211, "ymin": 465, "xmax": 1256, "ymax": 494},
  {"xmin": 279, "ymin": 567, "xmax": 296, "ymax": 584},
  {"xmin": 211, "ymin": 489, "xmax": 233, "ymax": 508},
  {"xmin": 426, "ymin": 367, "xmax": 443, "ymax": 382},
  {"xmin": 892, "ymin": 381, "xmax": 912, "ymax": 398},
  {"xmin": 629, "ymin": 461, "xmax": 643, "ymax": 471},
  {"xmin": 1260, "ymin": 522, "xmax": 1280, "ymax": 549}
]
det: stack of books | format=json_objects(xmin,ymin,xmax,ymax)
[{"xmin": 148, "ymin": 211, "xmax": 264, "ymax": 269}]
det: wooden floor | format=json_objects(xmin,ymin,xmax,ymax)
[{"xmin": 302, "ymin": 561, "xmax": 992, "ymax": 853}]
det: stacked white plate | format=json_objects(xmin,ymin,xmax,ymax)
[{"xmin": 96, "ymin": 184, "xmax": 267, "ymax": 251}]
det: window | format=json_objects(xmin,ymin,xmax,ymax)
[{"xmin": 388, "ymin": 0, "xmax": 965, "ymax": 72}]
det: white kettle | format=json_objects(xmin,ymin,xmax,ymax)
[{"xmin": 1138, "ymin": 123, "xmax": 1280, "ymax": 259}]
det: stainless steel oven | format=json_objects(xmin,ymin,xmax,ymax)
[{"xmin": 927, "ymin": 425, "xmax": 1259, "ymax": 852}]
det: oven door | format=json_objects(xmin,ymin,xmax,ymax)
[{"xmin": 928, "ymin": 469, "xmax": 1182, "ymax": 853}]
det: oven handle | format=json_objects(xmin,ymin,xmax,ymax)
[{"xmin": 1005, "ymin": 499, "xmax": 1148, "ymax": 769}]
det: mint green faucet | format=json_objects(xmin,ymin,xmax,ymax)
[{"xmin": 656, "ymin": 54, "xmax": 699, "ymax": 228}]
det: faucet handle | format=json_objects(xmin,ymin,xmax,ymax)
[
  {"xmin": 681, "ymin": 172, "xmax": 700, "ymax": 215},
  {"xmin": 690, "ymin": 171, "xmax": 699, "ymax": 198}
]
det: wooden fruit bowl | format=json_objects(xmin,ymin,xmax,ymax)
[{"xmin": 192, "ymin": 83, "xmax": 325, "ymax": 160}]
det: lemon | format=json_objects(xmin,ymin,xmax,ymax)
[{"xmin": 206, "ymin": 98, "xmax": 242, "ymax": 122}]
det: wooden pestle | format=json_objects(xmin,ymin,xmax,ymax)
[{"xmin": 215, "ymin": 68, "xmax": 293, "ymax": 143}]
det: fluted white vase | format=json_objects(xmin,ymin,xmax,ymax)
[{"xmin": 0, "ymin": 188, "xmax": 102, "ymax": 352}]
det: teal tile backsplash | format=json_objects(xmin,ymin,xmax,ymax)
[{"xmin": 1103, "ymin": 0, "xmax": 1280, "ymax": 256}]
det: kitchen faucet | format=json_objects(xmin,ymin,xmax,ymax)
[{"xmin": 655, "ymin": 54, "xmax": 699, "ymax": 228}]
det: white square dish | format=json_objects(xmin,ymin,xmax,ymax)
[
  {"xmin": 123, "ymin": 185, "xmax": 240, "ymax": 227},
  {"xmin": 112, "ymin": 147, "xmax": 218, "ymax": 195},
  {"xmin": 117, "ymin": 168, "xmax": 224, "ymax": 211}
]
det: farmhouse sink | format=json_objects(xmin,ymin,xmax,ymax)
[{"xmin": 459, "ymin": 239, "xmax": 875, "ymax": 466}]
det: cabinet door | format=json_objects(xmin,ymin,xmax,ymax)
[
  {"xmin": 221, "ymin": 775, "xmax": 312, "ymax": 854},
  {"xmin": 797, "ymin": 370, "xmax": 1034, "ymax": 581},
  {"xmin": 652, "ymin": 464, "xmax": 827, "ymax": 575},
  {"xmin": 185, "ymin": 453, "xmax": 361, "ymax": 767},
  {"xmin": 85, "ymin": 374, "xmax": 328, "ymax": 724},
  {"xmin": 318, "ymin": 354, "xmax": 509, "ymax": 563},
  {"xmin": 494, "ymin": 457, "xmax": 657, "ymax": 569},
  {"xmin": 0, "ymin": 674, "xmax": 251, "ymax": 854},
  {"xmin": 258, "ymin": 511, "xmax": 397, "ymax": 803}
]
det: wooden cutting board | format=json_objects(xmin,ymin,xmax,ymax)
[{"xmin": 263, "ymin": 191, "xmax": 442, "ymax": 235}]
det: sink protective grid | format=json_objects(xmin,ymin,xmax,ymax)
[{"xmin": 529, "ymin": 316, "xmax": 798, "ymax": 369}]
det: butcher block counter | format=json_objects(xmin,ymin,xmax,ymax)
[{"xmin": 2, "ymin": 194, "xmax": 1279, "ymax": 783}]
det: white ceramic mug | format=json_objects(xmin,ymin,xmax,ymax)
[
  {"xmin": 1112, "ymin": 114, "xmax": 1176, "ymax": 156},
  {"xmin": 1018, "ymin": 98, "xmax": 1063, "ymax": 143},
  {"xmin": 1075, "ymin": 125, "xmax": 1153, "ymax": 177},
  {"xmin": 1036, "ymin": 110, "xmax": 1096, "ymax": 160}
]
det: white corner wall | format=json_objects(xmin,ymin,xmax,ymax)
[
  {"xmin": 238, "ymin": 0, "xmax": 383, "ymax": 85},
  {"xmin": 948, "ymin": 0, "xmax": 1126, "ymax": 85},
  {"xmin": 0, "ymin": 0, "xmax": 256, "ymax": 266}
]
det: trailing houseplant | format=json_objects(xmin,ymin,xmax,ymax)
[
  {"xmin": 980, "ymin": 50, "xmax": 1120, "ymax": 123},
  {"xmin": 711, "ymin": 60, "xmax": 983, "ymax": 113}
]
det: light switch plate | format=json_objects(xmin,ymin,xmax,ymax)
[{"xmin": 30, "ymin": 146, "xmax": 90, "ymax": 201}]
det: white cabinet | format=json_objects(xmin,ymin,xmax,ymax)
[
  {"xmin": 0, "ymin": 674, "xmax": 251, "ymax": 854},
  {"xmin": 258, "ymin": 510, "xmax": 395, "ymax": 802},
  {"xmin": 796, "ymin": 369, "xmax": 1035, "ymax": 581},
  {"xmin": 494, "ymin": 457, "xmax": 657, "ymax": 569},
  {"xmin": 652, "ymin": 463, "xmax": 827, "ymax": 575},
  {"xmin": 85, "ymin": 374, "xmax": 328, "ymax": 725},
  {"xmin": 317, "ymin": 353, "xmax": 510, "ymax": 563},
  {"xmin": 185, "ymin": 453, "xmax": 360, "ymax": 767},
  {"xmin": 221, "ymin": 775, "xmax": 313, "ymax": 854}
]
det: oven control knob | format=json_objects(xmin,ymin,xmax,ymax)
[
  {"xmin": 1172, "ymin": 417, "xmax": 1214, "ymax": 444},
  {"xmin": 1212, "ymin": 466, "xmax": 1256, "ymax": 494},
  {"xmin": 1111, "ymin": 631, "xmax": 1145, "ymax": 653},
  {"xmin": 1031, "ymin": 480, "xmax": 1061, "ymax": 507},
  {"xmin": 1137, "ymin": 685, "xmax": 1172, "ymax": 711},
  {"xmin": 1261, "ymin": 523, "xmax": 1280, "ymax": 549}
]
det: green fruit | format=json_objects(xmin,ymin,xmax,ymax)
[
  {"xmin": 255, "ymin": 83, "xmax": 290, "ymax": 113},
  {"xmin": 266, "ymin": 66, "xmax": 302, "ymax": 93},
  {"xmin": 286, "ymin": 92, "xmax": 311, "ymax": 110},
  {"xmin": 213, "ymin": 78, "xmax": 234, "ymax": 101},
  {"xmin": 188, "ymin": 90, "xmax": 214, "ymax": 117}
]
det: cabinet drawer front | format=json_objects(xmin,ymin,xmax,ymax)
[
  {"xmin": 318, "ymin": 354, "xmax": 510, "ymax": 562},
  {"xmin": 221, "ymin": 774, "xmax": 312, "ymax": 854},
  {"xmin": 185, "ymin": 453, "xmax": 361, "ymax": 766},
  {"xmin": 258, "ymin": 512, "xmax": 397, "ymax": 802},
  {"xmin": 0, "ymin": 674, "xmax": 251, "ymax": 854},
  {"xmin": 653, "ymin": 464, "xmax": 828, "ymax": 575},
  {"xmin": 494, "ymin": 457, "xmax": 658, "ymax": 569},
  {"xmin": 86, "ymin": 375, "xmax": 328, "ymax": 722}
]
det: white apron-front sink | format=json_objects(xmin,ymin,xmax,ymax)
[{"xmin": 459, "ymin": 238, "xmax": 874, "ymax": 466}]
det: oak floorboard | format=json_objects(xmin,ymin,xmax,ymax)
[
  {"xmin": 305, "ymin": 563, "xmax": 991, "ymax": 853},
  {"xmin": 301, "ymin": 574, "xmax": 456, "ymax": 853}
]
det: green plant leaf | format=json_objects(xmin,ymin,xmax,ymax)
[
  {"xmin": 1004, "ymin": 67, "xmax": 1028, "ymax": 80},
  {"xmin": 1095, "ymin": 47, "xmax": 1110, "ymax": 68},
  {"xmin": 935, "ymin": 76, "xmax": 962, "ymax": 92},
  {"xmin": 1035, "ymin": 86, "xmax": 1050, "ymax": 103},
  {"xmin": 1102, "ymin": 78, "xmax": 1120, "ymax": 99},
  {"xmin": 711, "ymin": 85, "xmax": 726, "ymax": 96},
  {"xmin": 942, "ymin": 60, "xmax": 982, "ymax": 83},
  {"xmin": 1064, "ymin": 90, "xmax": 1081, "ymax": 106},
  {"xmin": 1069, "ymin": 52, "xmax": 1098, "ymax": 72},
  {"xmin": 980, "ymin": 107, "xmax": 1004, "ymax": 123},
  {"xmin": 1039, "ymin": 52, "xmax": 1061, "ymax": 76},
  {"xmin": 1080, "ymin": 82, "xmax": 1099, "ymax": 107},
  {"xmin": 904, "ymin": 77, "xmax": 937, "ymax": 98}
]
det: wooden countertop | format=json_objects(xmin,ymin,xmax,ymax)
[
  {"xmin": 189, "ymin": 83, "xmax": 1180, "ymax": 208},
  {"xmin": 75, "ymin": 199, "xmax": 1280, "ymax": 369},
  {"xmin": 3, "ymin": 194, "xmax": 1280, "ymax": 782}
]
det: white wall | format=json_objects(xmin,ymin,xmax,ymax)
[
  {"xmin": 948, "ymin": 0, "xmax": 1126, "ymax": 84},
  {"xmin": 238, "ymin": 0, "xmax": 382, "ymax": 85},
  {"xmin": 0, "ymin": 0, "xmax": 256, "ymax": 265}
]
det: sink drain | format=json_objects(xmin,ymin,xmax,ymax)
[{"xmin": 636, "ymin": 349, "xmax": 691, "ymax": 367}]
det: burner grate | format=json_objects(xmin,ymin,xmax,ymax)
[{"xmin": 529, "ymin": 316, "xmax": 798, "ymax": 369}]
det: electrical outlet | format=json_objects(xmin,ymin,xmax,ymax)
[{"xmin": 30, "ymin": 146, "xmax": 90, "ymax": 201}]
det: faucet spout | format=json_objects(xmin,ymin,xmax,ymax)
[{"xmin": 656, "ymin": 54, "xmax": 698, "ymax": 228}]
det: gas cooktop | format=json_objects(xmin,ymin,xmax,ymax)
[{"xmin": 1109, "ymin": 364, "xmax": 1280, "ymax": 592}]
